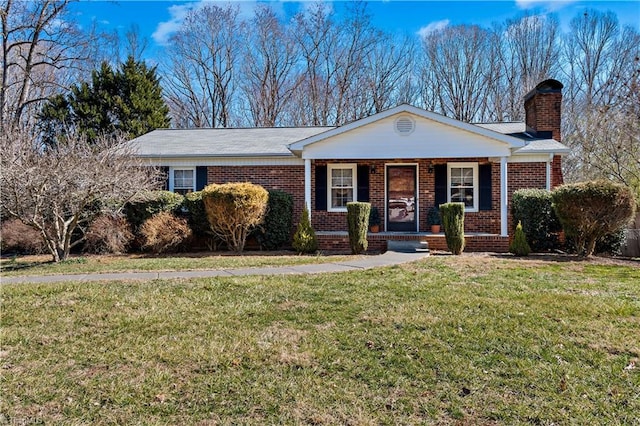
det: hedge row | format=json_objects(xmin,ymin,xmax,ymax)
[
  {"xmin": 512, "ymin": 181, "xmax": 636, "ymax": 256},
  {"xmin": 2, "ymin": 188, "xmax": 298, "ymax": 256}
]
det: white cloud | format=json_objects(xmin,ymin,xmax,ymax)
[
  {"xmin": 152, "ymin": 1, "xmax": 283, "ymax": 45},
  {"xmin": 417, "ymin": 19, "xmax": 450, "ymax": 38},
  {"xmin": 515, "ymin": 0, "xmax": 576, "ymax": 12},
  {"xmin": 152, "ymin": 3, "xmax": 198, "ymax": 45}
]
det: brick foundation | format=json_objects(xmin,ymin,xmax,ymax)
[{"xmin": 317, "ymin": 232, "xmax": 510, "ymax": 253}]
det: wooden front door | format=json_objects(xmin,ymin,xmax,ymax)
[{"xmin": 387, "ymin": 165, "xmax": 417, "ymax": 232}]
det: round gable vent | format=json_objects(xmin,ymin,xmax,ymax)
[{"xmin": 394, "ymin": 116, "xmax": 415, "ymax": 135}]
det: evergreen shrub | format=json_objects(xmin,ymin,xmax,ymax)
[
  {"xmin": 253, "ymin": 190, "xmax": 294, "ymax": 250},
  {"xmin": 292, "ymin": 206, "xmax": 318, "ymax": 254},
  {"xmin": 124, "ymin": 190, "xmax": 184, "ymax": 231},
  {"xmin": 552, "ymin": 180, "xmax": 636, "ymax": 256},
  {"xmin": 202, "ymin": 182, "xmax": 268, "ymax": 253},
  {"xmin": 511, "ymin": 188, "xmax": 562, "ymax": 252},
  {"xmin": 440, "ymin": 202, "xmax": 465, "ymax": 255},
  {"xmin": 347, "ymin": 202, "xmax": 370, "ymax": 254},
  {"xmin": 509, "ymin": 221, "xmax": 531, "ymax": 256}
]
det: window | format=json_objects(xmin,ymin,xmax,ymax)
[
  {"xmin": 328, "ymin": 164, "xmax": 357, "ymax": 211},
  {"xmin": 448, "ymin": 163, "xmax": 478, "ymax": 212},
  {"xmin": 170, "ymin": 167, "xmax": 195, "ymax": 195}
]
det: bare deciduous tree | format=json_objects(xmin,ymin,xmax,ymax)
[
  {"xmin": 489, "ymin": 13, "xmax": 560, "ymax": 121},
  {"xmin": 291, "ymin": 2, "xmax": 339, "ymax": 126},
  {"xmin": 420, "ymin": 24, "xmax": 494, "ymax": 122},
  {"xmin": 562, "ymin": 10, "xmax": 640, "ymax": 187},
  {"xmin": 0, "ymin": 0, "xmax": 88, "ymax": 130},
  {"xmin": 241, "ymin": 5, "xmax": 301, "ymax": 127},
  {"xmin": 163, "ymin": 4, "xmax": 242, "ymax": 128},
  {"xmin": 0, "ymin": 128, "xmax": 159, "ymax": 262}
]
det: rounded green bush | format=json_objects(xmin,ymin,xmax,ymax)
[
  {"xmin": 552, "ymin": 180, "xmax": 636, "ymax": 256},
  {"xmin": 512, "ymin": 188, "xmax": 561, "ymax": 252},
  {"xmin": 202, "ymin": 182, "xmax": 269, "ymax": 253}
]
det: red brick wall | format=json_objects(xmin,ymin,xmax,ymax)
[
  {"xmin": 552, "ymin": 155, "xmax": 564, "ymax": 187},
  {"xmin": 203, "ymin": 160, "xmax": 557, "ymax": 240},
  {"xmin": 206, "ymin": 165, "xmax": 305, "ymax": 226},
  {"xmin": 312, "ymin": 158, "xmax": 502, "ymax": 234},
  {"xmin": 525, "ymin": 91, "xmax": 562, "ymax": 142}
]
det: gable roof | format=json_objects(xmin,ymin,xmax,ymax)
[
  {"xmin": 288, "ymin": 104, "xmax": 527, "ymax": 155},
  {"xmin": 127, "ymin": 127, "xmax": 333, "ymax": 158}
]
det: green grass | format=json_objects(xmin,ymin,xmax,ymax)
[
  {"xmin": 0, "ymin": 252, "xmax": 360, "ymax": 277},
  {"xmin": 1, "ymin": 255, "xmax": 639, "ymax": 424}
]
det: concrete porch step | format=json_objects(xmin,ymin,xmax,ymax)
[{"xmin": 386, "ymin": 240, "xmax": 430, "ymax": 254}]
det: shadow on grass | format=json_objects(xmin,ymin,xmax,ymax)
[
  {"xmin": 490, "ymin": 252, "xmax": 640, "ymax": 266},
  {"xmin": 1, "ymin": 260, "xmax": 51, "ymax": 272}
]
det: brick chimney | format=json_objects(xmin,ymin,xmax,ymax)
[{"xmin": 523, "ymin": 79, "xmax": 563, "ymax": 142}]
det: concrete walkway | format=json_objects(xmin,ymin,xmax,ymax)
[{"xmin": 1, "ymin": 251, "xmax": 430, "ymax": 285}]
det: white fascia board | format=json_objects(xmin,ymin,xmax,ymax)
[
  {"xmin": 140, "ymin": 156, "xmax": 304, "ymax": 167},
  {"xmin": 507, "ymin": 154, "xmax": 553, "ymax": 163}
]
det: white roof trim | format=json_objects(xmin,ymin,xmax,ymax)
[
  {"xmin": 512, "ymin": 140, "xmax": 570, "ymax": 155},
  {"xmin": 138, "ymin": 156, "xmax": 304, "ymax": 167},
  {"xmin": 288, "ymin": 104, "xmax": 526, "ymax": 154}
]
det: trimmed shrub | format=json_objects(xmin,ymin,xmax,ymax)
[
  {"xmin": 124, "ymin": 190, "xmax": 184, "ymax": 231},
  {"xmin": 292, "ymin": 206, "xmax": 318, "ymax": 254},
  {"xmin": 511, "ymin": 188, "xmax": 562, "ymax": 252},
  {"xmin": 595, "ymin": 228, "xmax": 626, "ymax": 256},
  {"xmin": 140, "ymin": 212, "xmax": 192, "ymax": 254},
  {"xmin": 552, "ymin": 180, "xmax": 636, "ymax": 256},
  {"xmin": 253, "ymin": 190, "xmax": 294, "ymax": 250},
  {"xmin": 202, "ymin": 182, "xmax": 269, "ymax": 253},
  {"xmin": 509, "ymin": 221, "xmax": 531, "ymax": 256},
  {"xmin": 0, "ymin": 219, "xmax": 46, "ymax": 254},
  {"xmin": 182, "ymin": 191, "xmax": 220, "ymax": 251},
  {"xmin": 440, "ymin": 202, "xmax": 465, "ymax": 255},
  {"xmin": 83, "ymin": 214, "xmax": 133, "ymax": 254},
  {"xmin": 347, "ymin": 202, "xmax": 370, "ymax": 254}
]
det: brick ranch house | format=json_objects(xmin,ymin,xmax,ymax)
[{"xmin": 127, "ymin": 79, "xmax": 569, "ymax": 252}]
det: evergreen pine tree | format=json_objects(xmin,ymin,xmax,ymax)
[
  {"xmin": 509, "ymin": 221, "xmax": 532, "ymax": 256},
  {"xmin": 39, "ymin": 56, "xmax": 170, "ymax": 144}
]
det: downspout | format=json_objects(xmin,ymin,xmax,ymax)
[{"xmin": 546, "ymin": 154, "xmax": 552, "ymax": 191}]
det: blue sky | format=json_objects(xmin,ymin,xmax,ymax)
[{"xmin": 69, "ymin": 0, "xmax": 640, "ymax": 59}]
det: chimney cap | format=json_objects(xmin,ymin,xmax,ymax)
[{"xmin": 524, "ymin": 79, "xmax": 563, "ymax": 101}]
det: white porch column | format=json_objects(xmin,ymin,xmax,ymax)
[
  {"xmin": 546, "ymin": 154, "xmax": 552, "ymax": 190},
  {"xmin": 500, "ymin": 157, "xmax": 508, "ymax": 237},
  {"xmin": 304, "ymin": 158, "xmax": 312, "ymax": 218}
]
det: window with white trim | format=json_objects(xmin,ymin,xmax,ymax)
[
  {"xmin": 328, "ymin": 164, "xmax": 357, "ymax": 211},
  {"xmin": 448, "ymin": 163, "xmax": 478, "ymax": 212},
  {"xmin": 170, "ymin": 167, "xmax": 195, "ymax": 195}
]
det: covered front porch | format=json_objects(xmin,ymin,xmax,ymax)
[{"xmin": 316, "ymin": 231, "xmax": 510, "ymax": 253}]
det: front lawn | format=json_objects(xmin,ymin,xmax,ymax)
[
  {"xmin": 1, "ymin": 255, "xmax": 638, "ymax": 424},
  {"xmin": 0, "ymin": 252, "xmax": 360, "ymax": 277}
]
